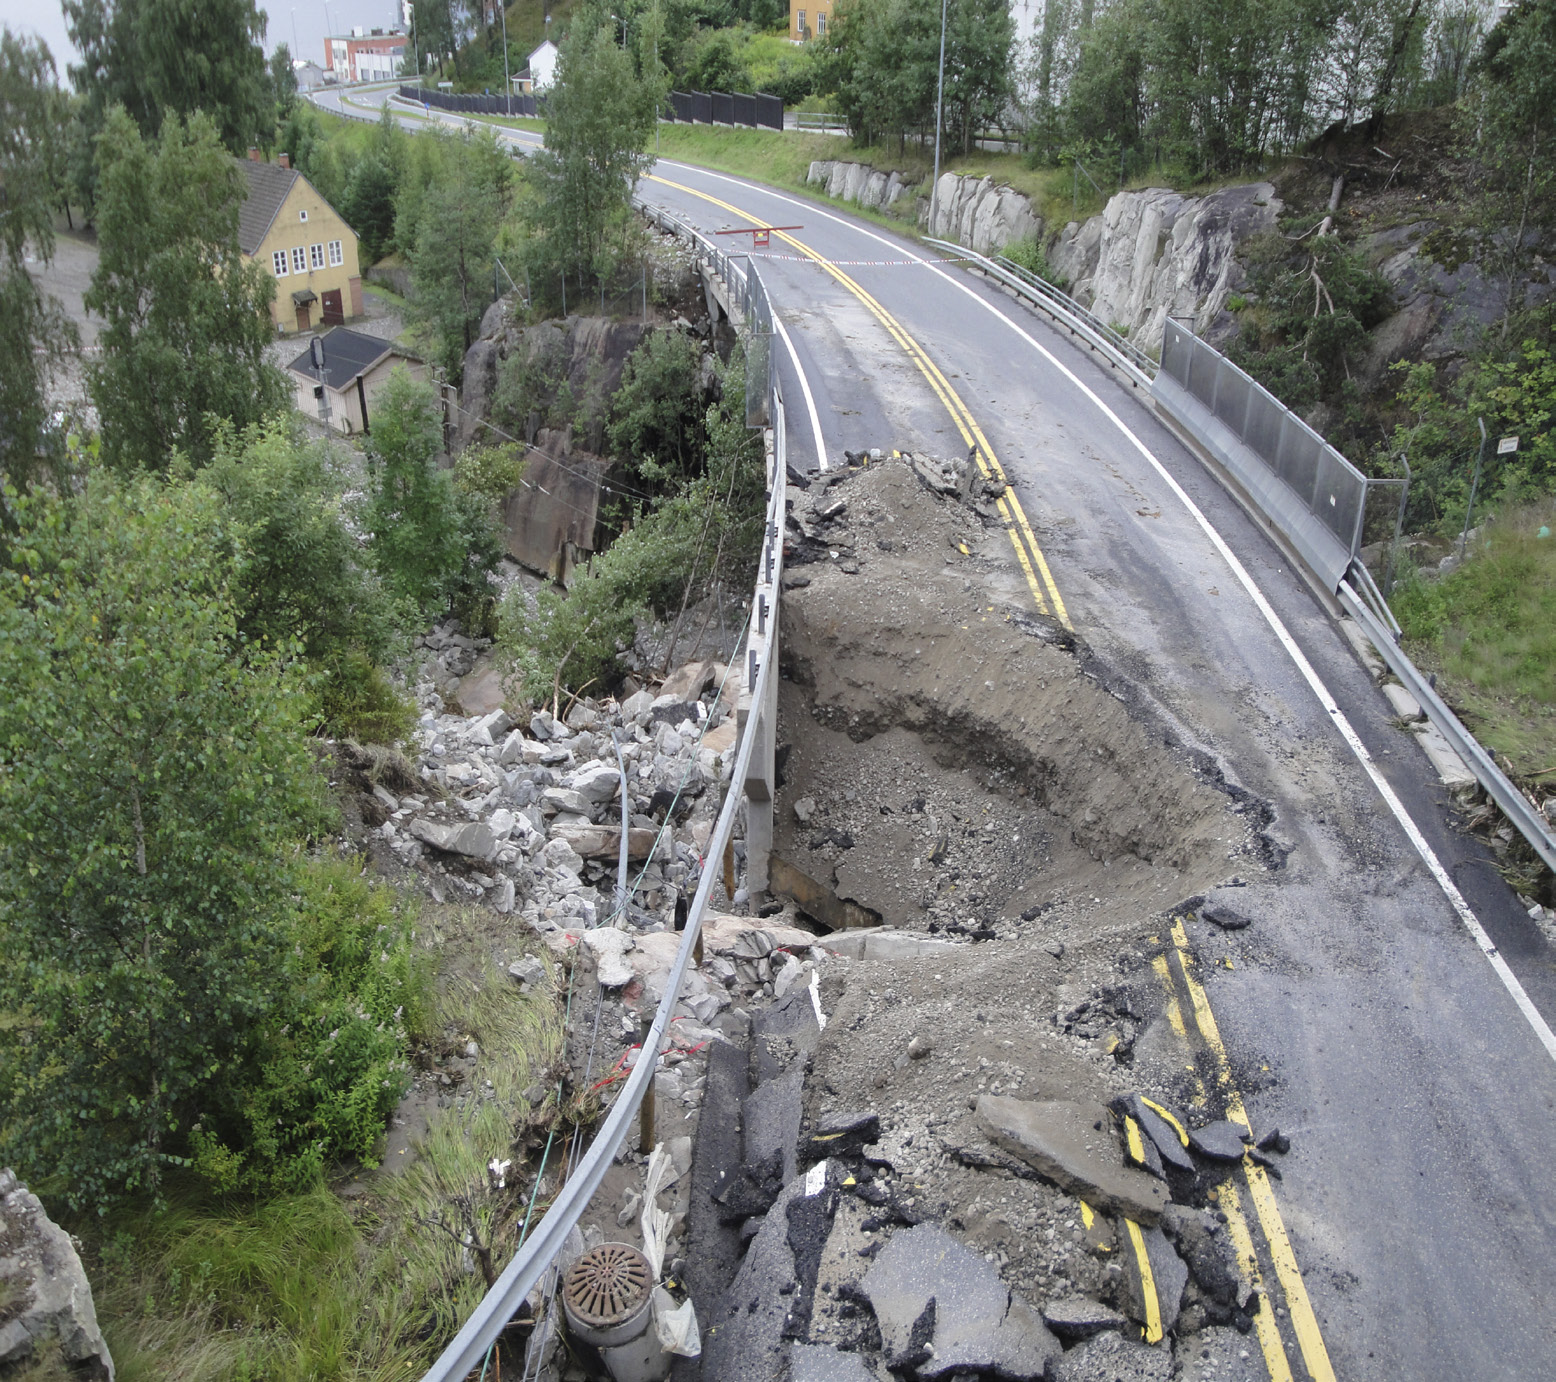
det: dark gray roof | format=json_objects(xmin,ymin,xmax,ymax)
[
  {"xmin": 285, "ymin": 327, "xmax": 398, "ymax": 390},
  {"xmin": 236, "ymin": 158, "xmax": 300, "ymax": 256}
]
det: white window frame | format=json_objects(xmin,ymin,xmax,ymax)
[
  {"xmin": 291, "ymin": 246, "xmax": 308, "ymax": 274},
  {"xmin": 299, "ymin": 208, "xmax": 309, "ymax": 222},
  {"xmin": 310, "ymin": 242, "xmax": 325, "ymax": 270},
  {"xmin": 328, "ymin": 239, "xmax": 344, "ymax": 268},
  {"xmin": 272, "ymin": 249, "xmax": 288, "ymax": 277},
  {"xmin": 797, "ymin": 9, "xmax": 806, "ymax": 34},
  {"xmin": 817, "ymin": 11, "xmax": 827, "ymax": 34}
]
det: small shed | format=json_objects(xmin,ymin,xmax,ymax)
[{"xmin": 286, "ymin": 327, "xmax": 427, "ymax": 435}]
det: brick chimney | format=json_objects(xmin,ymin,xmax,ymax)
[
  {"xmin": 248, "ymin": 146, "xmax": 260, "ymax": 161},
  {"xmin": 278, "ymin": 152, "xmax": 291, "ymax": 169}
]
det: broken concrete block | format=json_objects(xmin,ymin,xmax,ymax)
[
  {"xmin": 1187, "ymin": 1120, "xmax": 1250, "ymax": 1163},
  {"xmin": 1050, "ymin": 1327, "xmax": 1173, "ymax": 1381},
  {"xmin": 975, "ymin": 1098, "xmax": 1168, "ymax": 1225},
  {"xmin": 1122, "ymin": 1222, "xmax": 1188, "ymax": 1338},
  {"xmin": 408, "ymin": 818, "xmax": 498, "ymax": 862},
  {"xmin": 659, "ymin": 659, "xmax": 717, "ymax": 700},
  {"xmin": 702, "ymin": 913, "xmax": 818, "ymax": 956},
  {"xmin": 860, "ymin": 1223, "xmax": 1059, "ymax": 1378},
  {"xmin": 822, "ymin": 928, "xmax": 956, "ymax": 962},
  {"xmin": 1042, "ymin": 1294, "xmax": 1127, "ymax": 1342},
  {"xmin": 580, "ymin": 927, "xmax": 635, "ymax": 987}
]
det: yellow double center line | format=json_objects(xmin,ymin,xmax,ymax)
[
  {"xmin": 648, "ymin": 174, "xmax": 1070, "ymax": 629},
  {"xmin": 1153, "ymin": 926, "xmax": 1337, "ymax": 1382}
]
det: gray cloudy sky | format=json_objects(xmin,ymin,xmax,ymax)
[{"xmin": 0, "ymin": 1, "xmax": 411, "ymax": 80}]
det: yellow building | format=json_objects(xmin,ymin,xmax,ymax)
[
  {"xmin": 238, "ymin": 151, "xmax": 364, "ymax": 334},
  {"xmin": 789, "ymin": 0, "xmax": 830, "ymax": 40}
]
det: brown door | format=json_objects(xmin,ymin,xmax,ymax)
[
  {"xmin": 321, "ymin": 289, "xmax": 344, "ymax": 325},
  {"xmin": 295, "ymin": 301, "xmax": 311, "ymax": 332}
]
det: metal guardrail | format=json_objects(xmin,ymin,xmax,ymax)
[
  {"xmin": 925, "ymin": 238, "xmax": 1155, "ymax": 389},
  {"xmin": 930, "ymin": 231, "xmax": 1556, "ymax": 881},
  {"xmin": 419, "ymin": 204, "xmax": 787, "ymax": 1382}
]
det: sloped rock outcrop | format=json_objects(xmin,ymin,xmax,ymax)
[
  {"xmin": 1049, "ymin": 183, "xmax": 1282, "ymax": 354},
  {"xmin": 0, "ymin": 1169, "xmax": 115, "ymax": 1379},
  {"xmin": 805, "ymin": 159, "xmax": 914, "ymax": 214},
  {"xmin": 923, "ymin": 171, "xmax": 1043, "ymax": 253}
]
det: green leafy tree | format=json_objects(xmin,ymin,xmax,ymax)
[
  {"xmin": 64, "ymin": 0, "xmax": 272, "ymax": 191},
  {"xmin": 344, "ymin": 156, "xmax": 400, "ymax": 264},
  {"xmin": 607, "ymin": 329, "xmax": 708, "ymax": 486},
  {"xmin": 0, "ymin": 29, "xmax": 78, "ymax": 508},
  {"xmin": 84, "ymin": 107, "xmax": 288, "ymax": 473},
  {"xmin": 269, "ymin": 41, "xmax": 299, "ymax": 124},
  {"xmin": 200, "ymin": 420, "xmax": 414, "ymax": 738},
  {"xmin": 405, "ymin": 127, "xmax": 513, "ymax": 379},
  {"xmin": 828, "ymin": 0, "xmax": 939, "ymax": 149},
  {"xmin": 528, "ymin": 12, "xmax": 660, "ymax": 283},
  {"xmin": 0, "ymin": 474, "xmax": 320, "ymax": 1209},
  {"xmin": 366, "ymin": 370, "xmax": 501, "ymax": 622}
]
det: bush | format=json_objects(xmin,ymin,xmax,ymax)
[
  {"xmin": 195, "ymin": 856, "xmax": 428, "ymax": 1194},
  {"xmin": 1001, "ymin": 235, "xmax": 1068, "ymax": 291},
  {"xmin": 317, "ymin": 650, "xmax": 417, "ymax": 745}
]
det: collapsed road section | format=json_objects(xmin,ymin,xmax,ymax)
[{"xmin": 510, "ymin": 452, "xmax": 1305, "ymax": 1381}]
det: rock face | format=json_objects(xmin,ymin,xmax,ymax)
[
  {"xmin": 0, "ymin": 1169, "xmax": 115, "ymax": 1379},
  {"xmin": 806, "ymin": 159, "xmax": 914, "ymax": 215},
  {"xmin": 803, "ymin": 162, "xmax": 1042, "ymax": 256},
  {"xmin": 1049, "ymin": 183, "xmax": 1282, "ymax": 354},
  {"xmin": 923, "ymin": 172, "xmax": 1043, "ymax": 254}
]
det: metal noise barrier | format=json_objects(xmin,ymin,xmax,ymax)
[{"xmin": 417, "ymin": 227, "xmax": 785, "ymax": 1382}]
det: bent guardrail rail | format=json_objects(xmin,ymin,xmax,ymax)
[
  {"xmin": 418, "ymin": 200, "xmax": 786, "ymax": 1382},
  {"xmin": 932, "ymin": 235, "xmax": 1556, "ymax": 881}
]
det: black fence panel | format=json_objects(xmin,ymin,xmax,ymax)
[
  {"xmin": 670, "ymin": 90, "xmax": 693, "ymax": 122},
  {"xmin": 711, "ymin": 91, "xmax": 733, "ymax": 125},
  {"xmin": 733, "ymin": 93, "xmax": 755, "ymax": 127},
  {"xmin": 692, "ymin": 90, "xmax": 713, "ymax": 124},
  {"xmin": 754, "ymin": 93, "xmax": 783, "ymax": 130}
]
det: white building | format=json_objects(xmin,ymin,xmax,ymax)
[{"xmin": 527, "ymin": 40, "xmax": 560, "ymax": 93}]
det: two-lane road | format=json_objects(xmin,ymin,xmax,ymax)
[{"xmin": 316, "ymin": 87, "xmax": 1556, "ymax": 1379}]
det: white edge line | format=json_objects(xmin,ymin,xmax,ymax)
[
  {"xmin": 773, "ymin": 312, "xmax": 828, "ymax": 471},
  {"xmin": 644, "ymin": 161, "xmax": 1556, "ymax": 1063}
]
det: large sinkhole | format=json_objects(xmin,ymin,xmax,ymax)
[{"xmin": 771, "ymin": 459, "xmax": 1259, "ymax": 934}]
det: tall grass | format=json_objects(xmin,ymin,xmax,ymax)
[{"xmin": 1394, "ymin": 502, "xmax": 1556, "ymax": 774}]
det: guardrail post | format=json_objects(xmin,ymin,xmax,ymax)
[{"xmin": 638, "ymin": 1015, "xmax": 656, "ymax": 1155}]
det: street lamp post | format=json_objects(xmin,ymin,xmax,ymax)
[
  {"xmin": 499, "ymin": 2, "xmax": 511, "ymax": 111},
  {"xmin": 930, "ymin": 0, "xmax": 948, "ymax": 237}
]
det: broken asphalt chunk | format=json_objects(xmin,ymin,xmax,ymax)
[
  {"xmin": 806, "ymin": 1111, "xmax": 881, "ymax": 1160},
  {"xmin": 1051, "ymin": 1328, "xmax": 1173, "ymax": 1382},
  {"xmin": 1114, "ymin": 1094, "xmax": 1196, "ymax": 1175},
  {"xmin": 1256, "ymin": 1127, "xmax": 1291, "ymax": 1155},
  {"xmin": 975, "ymin": 1097, "xmax": 1168, "ymax": 1225},
  {"xmin": 1201, "ymin": 902, "xmax": 1252, "ymax": 930},
  {"xmin": 1042, "ymin": 1295, "xmax": 1127, "ymax": 1342},
  {"xmin": 789, "ymin": 1343, "xmax": 878, "ymax": 1382},
  {"xmin": 860, "ymin": 1223, "xmax": 1060, "ymax": 1378},
  {"xmin": 1121, "ymin": 1222, "xmax": 1188, "ymax": 1340},
  {"xmin": 1187, "ymin": 1120, "xmax": 1251, "ymax": 1163}
]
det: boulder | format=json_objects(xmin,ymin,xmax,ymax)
[
  {"xmin": 974, "ymin": 1097, "xmax": 1168, "ymax": 1225},
  {"xmin": 408, "ymin": 818, "xmax": 498, "ymax": 862},
  {"xmin": 549, "ymin": 822, "xmax": 657, "ymax": 860},
  {"xmin": 659, "ymin": 659, "xmax": 717, "ymax": 700},
  {"xmin": 0, "ymin": 1168, "xmax": 115, "ymax": 1379}
]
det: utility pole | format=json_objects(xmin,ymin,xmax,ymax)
[
  {"xmin": 930, "ymin": 0, "xmax": 948, "ymax": 237},
  {"xmin": 499, "ymin": 1, "xmax": 511, "ymax": 111}
]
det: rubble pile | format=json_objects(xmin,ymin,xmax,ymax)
[{"xmin": 360, "ymin": 649, "xmax": 751, "ymax": 948}]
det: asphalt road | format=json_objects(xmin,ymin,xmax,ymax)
[{"xmin": 320, "ymin": 86, "xmax": 1556, "ymax": 1380}]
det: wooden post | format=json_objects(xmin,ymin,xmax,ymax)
[{"xmin": 639, "ymin": 1017, "xmax": 656, "ymax": 1155}]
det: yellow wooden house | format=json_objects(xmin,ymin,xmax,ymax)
[
  {"xmin": 238, "ymin": 151, "xmax": 364, "ymax": 334},
  {"xmin": 789, "ymin": 0, "xmax": 829, "ymax": 40}
]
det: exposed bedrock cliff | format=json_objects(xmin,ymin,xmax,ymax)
[{"xmin": 1049, "ymin": 183, "xmax": 1283, "ymax": 355}]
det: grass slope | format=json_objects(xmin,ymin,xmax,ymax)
[{"xmin": 1395, "ymin": 503, "xmax": 1556, "ymax": 777}]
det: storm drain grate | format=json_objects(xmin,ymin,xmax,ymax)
[{"xmin": 562, "ymin": 1242, "xmax": 652, "ymax": 1329}]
